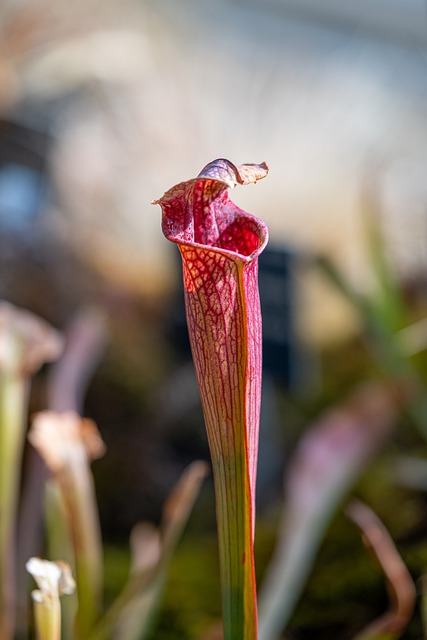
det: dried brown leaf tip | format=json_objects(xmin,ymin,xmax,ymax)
[
  {"xmin": 26, "ymin": 557, "xmax": 76, "ymax": 602},
  {"xmin": 130, "ymin": 523, "xmax": 162, "ymax": 573},
  {"xmin": 28, "ymin": 411, "xmax": 106, "ymax": 473},
  {"xmin": 197, "ymin": 159, "xmax": 269, "ymax": 187},
  {"xmin": 0, "ymin": 301, "xmax": 63, "ymax": 376}
]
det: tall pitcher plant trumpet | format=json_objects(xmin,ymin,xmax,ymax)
[{"xmin": 155, "ymin": 159, "xmax": 268, "ymax": 640}]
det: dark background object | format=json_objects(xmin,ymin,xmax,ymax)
[
  {"xmin": 168, "ymin": 243, "xmax": 303, "ymax": 390},
  {"xmin": 259, "ymin": 244, "xmax": 299, "ymax": 389},
  {"xmin": 0, "ymin": 116, "xmax": 52, "ymax": 232}
]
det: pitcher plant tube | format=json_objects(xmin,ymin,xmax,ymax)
[
  {"xmin": 0, "ymin": 302, "xmax": 63, "ymax": 640},
  {"xmin": 155, "ymin": 159, "xmax": 269, "ymax": 640}
]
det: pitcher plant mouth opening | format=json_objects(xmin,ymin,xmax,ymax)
[
  {"xmin": 155, "ymin": 159, "xmax": 269, "ymax": 640},
  {"xmin": 155, "ymin": 158, "xmax": 268, "ymax": 261}
]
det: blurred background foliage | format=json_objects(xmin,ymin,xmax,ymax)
[{"xmin": 1, "ymin": 1, "xmax": 427, "ymax": 638}]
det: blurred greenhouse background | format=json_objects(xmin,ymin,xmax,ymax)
[
  {"xmin": 1, "ymin": 0, "xmax": 427, "ymax": 334},
  {"xmin": 1, "ymin": 1, "xmax": 427, "ymax": 638}
]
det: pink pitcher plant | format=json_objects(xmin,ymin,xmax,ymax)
[{"xmin": 155, "ymin": 159, "xmax": 269, "ymax": 640}]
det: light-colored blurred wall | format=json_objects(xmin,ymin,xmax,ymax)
[{"xmin": 2, "ymin": 0, "xmax": 427, "ymax": 342}]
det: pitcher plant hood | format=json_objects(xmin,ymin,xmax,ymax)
[{"xmin": 155, "ymin": 158, "xmax": 268, "ymax": 640}]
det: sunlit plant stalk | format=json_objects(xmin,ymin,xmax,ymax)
[
  {"xmin": 155, "ymin": 159, "xmax": 268, "ymax": 640},
  {"xmin": 18, "ymin": 306, "xmax": 107, "ymax": 639},
  {"xmin": 28, "ymin": 411, "xmax": 105, "ymax": 639},
  {"xmin": 26, "ymin": 558, "xmax": 76, "ymax": 640},
  {"xmin": 44, "ymin": 481, "xmax": 77, "ymax": 640},
  {"xmin": 0, "ymin": 302, "xmax": 62, "ymax": 639}
]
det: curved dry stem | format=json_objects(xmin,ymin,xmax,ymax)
[{"xmin": 347, "ymin": 500, "xmax": 416, "ymax": 640}]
